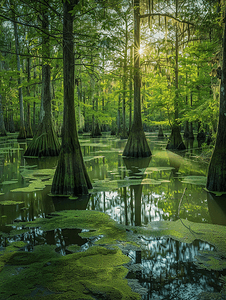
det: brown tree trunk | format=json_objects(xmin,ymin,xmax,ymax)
[
  {"xmin": 0, "ymin": 96, "xmax": 7, "ymax": 136},
  {"xmin": 11, "ymin": 2, "xmax": 26, "ymax": 139},
  {"xmin": 26, "ymin": 56, "xmax": 33, "ymax": 138},
  {"xmin": 121, "ymin": 19, "xmax": 128, "ymax": 139},
  {"xmin": 206, "ymin": 16, "xmax": 226, "ymax": 192},
  {"xmin": 24, "ymin": 5, "xmax": 60, "ymax": 157},
  {"xmin": 123, "ymin": 0, "xmax": 151, "ymax": 158},
  {"xmin": 166, "ymin": 0, "xmax": 185, "ymax": 151},
  {"xmin": 51, "ymin": 0, "xmax": 92, "ymax": 196}
]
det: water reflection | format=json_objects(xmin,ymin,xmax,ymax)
[
  {"xmin": 127, "ymin": 237, "xmax": 224, "ymax": 299},
  {"xmin": 0, "ymin": 133, "xmax": 226, "ymax": 299},
  {"xmin": 0, "ymin": 133, "xmax": 221, "ymax": 230},
  {"xmin": 123, "ymin": 157, "xmax": 151, "ymax": 226}
]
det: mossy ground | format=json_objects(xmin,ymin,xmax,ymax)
[
  {"xmin": 1, "ymin": 210, "xmax": 226, "ymax": 299},
  {"xmin": 0, "ymin": 243, "xmax": 139, "ymax": 300}
]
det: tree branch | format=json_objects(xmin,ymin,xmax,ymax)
[{"xmin": 139, "ymin": 13, "xmax": 194, "ymax": 26}]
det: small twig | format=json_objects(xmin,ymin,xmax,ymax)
[
  {"xmin": 177, "ymin": 187, "xmax": 202, "ymax": 236},
  {"xmin": 177, "ymin": 187, "xmax": 187, "ymax": 216}
]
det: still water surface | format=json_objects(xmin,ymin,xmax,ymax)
[{"xmin": 0, "ymin": 132, "xmax": 226, "ymax": 299}]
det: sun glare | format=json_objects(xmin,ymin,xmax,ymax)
[{"xmin": 138, "ymin": 47, "xmax": 144, "ymax": 55}]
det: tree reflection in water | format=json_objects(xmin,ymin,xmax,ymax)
[{"xmin": 126, "ymin": 237, "xmax": 224, "ymax": 300}]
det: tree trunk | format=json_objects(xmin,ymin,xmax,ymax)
[
  {"xmin": 183, "ymin": 121, "xmax": 189, "ymax": 138},
  {"xmin": 158, "ymin": 125, "xmax": 164, "ymax": 139},
  {"xmin": 0, "ymin": 95, "xmax": 7, "ymax": 136},
  {"xmin": 24, "ymin": 6, "xmax": 60, "ymax": 157},
  {"xmin": 123, "ymin": 0, "xmax": 151, "ymax": 158},
  {"xmin": 206, "ymin": 16, "xmax": 226, "ymax": 192},
  {"xmin": 51, "ymin": 0, "xmax": 92, "ymax": 196},
  {"xmin": 121, "ymin": 19, "xmax": 128, "ymax": 139},
  {"xmin": 129, "ymin": 46, "xmax": 133, "ymax": 133},
  {"xmin": 11, "ymin": 3, "xmax": 26, "ymax": 139},
  {"xmin": 26, "ymin": 56, "xmax": 33, "ymax": 138},
  {"xmin": 166, "ymin": 0, "xmax": 185, "ymax": 151}
]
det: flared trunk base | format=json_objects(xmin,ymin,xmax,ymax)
[
  {"xmin": 123, "ymin": 125, "xmax": 151, "ymax": 158},
  {"xmin": 17, "ymin": 127, "xmax": 26, "ymax": 140},
  {"xmin": 166, "ymin": 125, "xmax": 186, "ymax": 151},
  {"xmin": 51, "ymin": 148, "xmax": 92, "ymax": 196},
  {"xmin": 24, "ymin": 120, "xmax": 60, "ymax": 157}
]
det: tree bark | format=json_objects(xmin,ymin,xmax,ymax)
[
  {"xmin": 24, "ymin": 6, "xmax": 60, "ymax": 156},
  {"xmin": 11, "ymin": 2, "xmax": 26, "ymax": 139},
  {"xmin": 51, "ymin": 0, "xmax": 92, "ymax": 196},
  {"xmin": 0, "ymin": 95, "xmax": 7, "ymax": 136},
  {"xmin": 26, "ymin": 56, "xmax": 33, "ymax": 138},
  {"xmin": 166, "ymin": 0, "xmax": 185, "ymax": 151},
  {"xmin": 206, "ymin": 15, "xmax": 226, "ymax": 192},
  {"xmin": 121, "ymin": 18, "xmax": 128, "ymax": 139},
  {"xmin": 123, "ymin": 0, "xmax": 151, "ymax": 158}
]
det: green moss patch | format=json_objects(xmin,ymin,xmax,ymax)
[
  {"xmin": 0, "ymin": 244, "xmax": 140, "ymax": 300},
  {"xmin": 195, "ymin": 251, "xmax": 226, "ymax": 271},
  {"xmin": 8, "ymin": 210, "xmax": 127, "ymax": 245},
  {"xmin": 3, "ymin": 210, "xmax": 226, "ymax": 298}
]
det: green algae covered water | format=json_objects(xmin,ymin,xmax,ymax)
[{"xmin": 0, "ymin": 132, "xmax": 226, "ymax": 299}]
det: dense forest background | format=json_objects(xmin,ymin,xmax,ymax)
[{"xmin": 0, "ymin": 0, "xmax": 222, "ymax": 143}]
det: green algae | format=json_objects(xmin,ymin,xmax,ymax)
[
  {"xmin": 181, "ymin": 175, "xmax": 207, "ymax": 186},
  {"xmin": 92, "ymin": 177, "xmax": 166, "ymax": 192},
  {"xmin": 0, "ymin": 180, "xmax": 18, "ymax": 185},
  {"xmin": 84, "ymin": 155, "xmax": 105, "ymax": 162},
  {"xmin": 0, "ymin": 200, "xmax": 24, "ymax": 205},
  {"xmin": 195, "ymin": 251, "xmax": 226, "ymax": 271},
  {"xmin": 3, "ymin": 210, "xmax": 226, "ymax": 298},
  {"xmin": 141, "ymin": 166, "xmax": 175, "ymax": 174},
  {"xmin": 10, "ymin": 168, "xmax": 55, "ymax": 193},
  {"xmin": 20, "ymin": 168, "xmax": 55, "ymax": 180},
  {"xmin": 11, "ymin": 179, "xmax": 47, "ymax": 192},
  {"xmin": 8, "ymin": 210, "xmax": 128, "ymax": 245},
  {"xmin": 0, "ymin": 244, "xmax": 140, "ymax": 300}
]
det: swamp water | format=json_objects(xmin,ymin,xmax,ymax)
[{"xmin": 0, "ymin": 132, "xmax": 226, "ymax": 299}]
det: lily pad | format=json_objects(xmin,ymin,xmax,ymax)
[
  {"xmin": 11, "ymin": 179, "xmax": 46, "ymax": 192},
  {"xmin": 0, "ymin": 180, "xmax": 18, "ymax": 185},
  {"xmin": 0, "ymin": 200, "xmax": 24, "ymax": 206},
  {"xmin": 142, "ymin": 166, "xmax": 175, "ymax": 174},
  {"xmin": 80, "ymin": 142, "xmax": 108, "ymax": 147},
  {"xmin": 84, "ymin": 155, "xmax": 105, "ymax": 162},
  {"xmin": 20, "ymin": 168, "xmax": 55, "ymax": 181},
  {"xmin": 92, "ymin": 177, "xmax": 162, "ymax": 192},
  {"xmin": 181, "ymin": 176, "xmax": 207, "ymax": 186}
]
